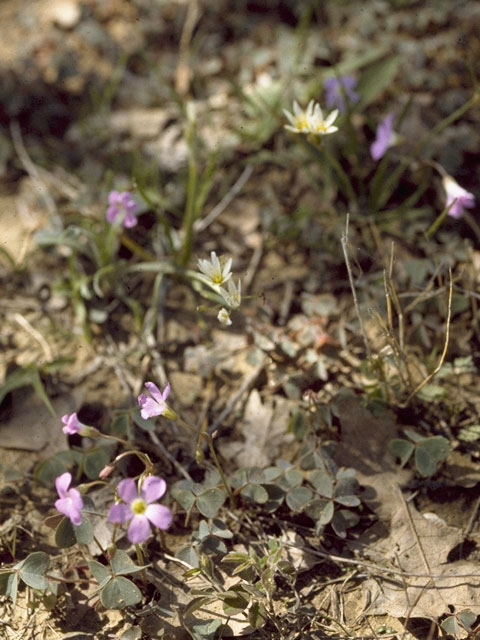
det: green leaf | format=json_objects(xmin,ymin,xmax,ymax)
[
  {"xmin": 183, "ymin": 596, "xmax": 216, "ymax": 618},
  {"xmin": 84, "ymin": 447, "xmax": 111, "ymax": 480},
  {"xmin": 310, "ymin": 470, "xmax": 333, "ymax": 498},
  {"xmin": 101, "ymin": 576, "xmax": 142, "ymax": 609},
  {"xmin": 111, "ymin": 414, "xmax": 130, "ymax": 438},
  {"xmin": 358, "ymin": 55, "xmax": 400, "ymax": 107},
  {"xmin": 389, "ymin": 439, "xmax": 415, "ymax": 467},
  {"xmin": 18, "ymin": 552, "xmax": 49, "ymax": 590},
  {"xmin": 332, "ymin": 509, "xmax": 360, "ymax": 538},
  {"xmin": 263, "ymin": 483, "xmax": 285, "ymax": 513},
  {"xmin": 305, "ymin": 499, "xmax": 334, "ymax": 524},
  {"xmin": 248, "ymin": 601, "xmax": 268, "ymax": 630},
  {"xmin": 55, "ymin": 517, "xmax": 77, "ymax": 548},
  {"xmin": 210, "ymin": 519, "xmax": 233, "ymax": 539},
  {"xmin": 196, "ymin": 488, "xmax": 227, "ymax": 518},
  {"xmin": 74, "ymin": 516, "xmax": 94, "ymax": 545},
  {"xmin": 458, "ymin": 609, "xmax": 477, "ymax": 630},
  {"xmin": 334, "ymin": 494, "xmax": 360, "ymax": 507},
  {"xmin": 220, "ymin": 588, "xmax": 250, "ymax": 616},
  {"xmin": 132, "ymin": 408, "xmax": 156, "ymax": 432},
  {"xmin": 34, "ymin": 457, "xmax": 69, "ymax": 488},
  {"xmin": 288, "ymin": 408, "xmax": 309, "ymax": 440},
  {"xmin": 0, "ymin": 365, "xmax": 55, "ymax": 416},
  {"xmin": 0, "ymin": 572, "xmax": 18, "ymax": 604},
  {"xmin": 458, "ymin": 425, "xmax": 480, "ymax": 442},
  {"xmin": 88, "ymin": 560, "xmax": 111, "ymax": 588},
  {"xmin": 111, "ymin": 549, "xmax": 148, "ymax": 576},
  {"xmin": 416, "ymin": 383, "xmax": 447, "ymax": 402},
  {"xmin": 241, "ymin": 483, "xmax": 269, "ymax": 504},
  {"xmin": 173, "ymin": 489, "xmax": 196, "ymax": 511},
  {"xmin": 415, "ymin": 436, "xmax": 451, "ymax": 477},
  {"xmin": 440, "ymin": 616, "xmax": 461, "ymax": 637},
  {"xmin": 188, "ymin": 618, "xmax": 222, "ymax": 640},
  {"xmin": 285, "ymin": 486, "xmax": 314, "ymax": 512}
]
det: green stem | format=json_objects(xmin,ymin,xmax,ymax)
[
  {"xmin": 134, "ymin": 544, "xmax": 147, "ymax": 585},
  {"xmin": 178, "ymin": 417, "xmax": 235, "ymax": 508},
  {"xmin": 180, "ymin": 139, "xmax": 198, "ymax": 266}
]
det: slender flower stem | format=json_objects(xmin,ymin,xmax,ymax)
[
  {"xmin": 177, "ymin": 417, "xmax": 235, "ymax": 507},
  {"xmin": 134, "ymin": 544, "xmax": 147, "ymax": 585}
]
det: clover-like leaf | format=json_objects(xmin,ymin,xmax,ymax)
[
  {"xmin": 196, "ymin": 487, "xmax": 227, "ymax": 518},
  {"xmin": 111, "ymin": 549, "xmax": 148, "ymax": 576},
  {"xmin": 389, "ymin": 438, "xmax": 415, "ymax": 467},
  {"xmin": 18, "ymin": 552, "xmax": 49, "ymax": 590},
  {"xmin": 241, "ymin": 483, "xmax": 269, "ymax": 504},
  {"xmin": 88, "ymin": 560, "xmax": 111, "ymax": 588},
  {"xmin": 415, "ymin": 436, "xmax": 451, "ymax": 477},
  {"xmin": 310, "ymin": 470, "xmax": 333, "ymax": 498},
  {"xmin": 0, "ymin": 572, "xmax": 18, "ymax": 604},
  {"xmin": 101, "ymin": 576, "xmax": 142, "ymax": 609},
  {"xmin": 305, "ymin": 499, "xmax": 334, "ymax": 525},
  {"xmin": 286, "ymin": 486, "xmax": 314, "ymax": 512},
  {"xmin": 263, "ymin": 484, "xmax": 285, "ymax": 513},
  {"xmin": 84, "ymin": 447, "xmax": 111, "ymax": 480}
]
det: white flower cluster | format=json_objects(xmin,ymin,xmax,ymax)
[
  {"xmin": 197, "ymin": 251, "xmax": 242, "ymax": 326},
  {"xmin": 283, "ymin": 100, "xmax": 338, "ymax": 136}
]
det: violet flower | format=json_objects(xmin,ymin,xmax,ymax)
[
  {"xmin": 324, "ymin": 75, "xmax": 359, "ymax": 113},
  {"xmin": 108, "ymin": 476, "xmax": 173, "ymax": 544},
  {"xmin": 138, "ymin": 382, "xmax": 171, "ymax": 420},
  {"xmin": 106, "ymin": 191, "xmax": 139, "ymax": 228},
  {"xmin": 62, "ymin": 413, "xmax": 87, "ymax": 435},
  {"xmin": 443, "ymin": 175, "xmax": 475, "ymax": 219},
  {"xmin": 370, "ymin": 113, "xmax": 397, "ymax": 161},
  {"xmin": 55, "ymin": 472, "xmax": 83, "ymax": 526}
]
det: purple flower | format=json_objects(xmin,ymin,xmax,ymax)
[
  {"xmin": 106, "ymin": 191, "xmax": 139, "ymax": 228},
  {"xmin": 324, "ymin": 75, "xmax": 359, "ymax": 112},
  {"xmin": 108, "ymin": 476, "xmax": 173, "ymax": 544},
  {"xmin": 138, "ymin": 382, "xmax": 171, "ymax": 420},
  {"xmin": 62, "ymin": 413, "xmax": 86, "ymax": 435},
  {"xmin": 55, "ymin": 472, "xmax": 83, "ymax": 526},
  {"xmin": 442, "ymin": 175, "xmax": 475, "ymax": 218},
  {"xmin": 370, "ymin": 113, "xmax": 397, "ymax": 161}
]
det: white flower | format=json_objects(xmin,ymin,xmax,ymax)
[
  {"xmin": 283, "ymin": 100, "xmax": 315, "ymax": 134},
  {"xmin": 197, "ymin": 251, "xmax": 232, "ymax": 287},
  {"xmin": 442, "ymin": 175, "xmax": 475, "ymax": 219},
  {"xmin": 283, "ymin": 100, "xmax": 338, "ymax": 136},
  {"xmin": 220, "ymin": 279, "xmax": 241, "ymax": 309},
  {"xmin": 308, "ymin": 103, "xmax": 339, "ymax": 136},
  {"xmin": 217, "ymin": 308, "xmax": 232, "ymax": 326}
]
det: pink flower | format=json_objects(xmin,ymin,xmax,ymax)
[
  {"xmin": 442, "ymin": 175, "xmax": 475, "ymax": 219},
  {"xmin": 370, "ymin": 113, "xmax": 398, "ymax": 161},
  {"xmin": 106, "ymin": 191, "xmax": 139, "ymax": 228},
  {"xmin": 108, "ymin": 476, "xmax": 173, "ymax": 544},
  {"xmin": 55, "ymin": 472, "xmax": 83, "ymax": 526},
  {"xmin": 138, "ymin": 382, "xmax": 171, "ymax": 420},
  {"xmin": 62, "ymin": 413, "xmax": 87, "ymax": 435}
]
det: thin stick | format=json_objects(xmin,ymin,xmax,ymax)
[
  {"xmin": 194, "ymin": 165, "xmax": 253, "ymax": 232},
  {"xmin": 341, "ymin": 214, "xmax": 370, "ymax": 359}
]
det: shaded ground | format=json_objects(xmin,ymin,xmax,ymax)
[{"xmin": 1, "ymin": 1, "xmax": 480, "ymax": 638}]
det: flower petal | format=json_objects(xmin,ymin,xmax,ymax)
[
  {"xmin": 143, "ymin": 381, "xmax": 163, "ymax": 403},
  {"xmin": 55, "ymin": 472, "xmax": 72, "ymax": 498},
  {"xmin": 128, "ymin": 515, "xmax": 151, "ymax": 544},
  {"xmin": 138, "ymin": 396, "xmax": 165, "ymax": 419},
  {"xmin": 108, "ymin": 503, "xmax": 131, "ymax": 524},
  {"xmin": 141, "ymin": 476, "xmax": 167, "ymax": 503},
  {"xmin": 145, "ymin": 504, "xmax": 173, "ymax": 530},
  {"xmin": 117, "ymin": 478, "xmax": 138, "ymax": 504}
]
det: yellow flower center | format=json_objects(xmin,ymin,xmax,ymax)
[
  {"xmin": 131, "ymin": 498, "xmax": 147, "ymax": 515},
  {"xmin": 294, "ymin": 114, "xmax": 309, "ymax": 130},
  {"xmin": 314, "ymin": 121, "xmax": 328, "ymax": 133}
]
